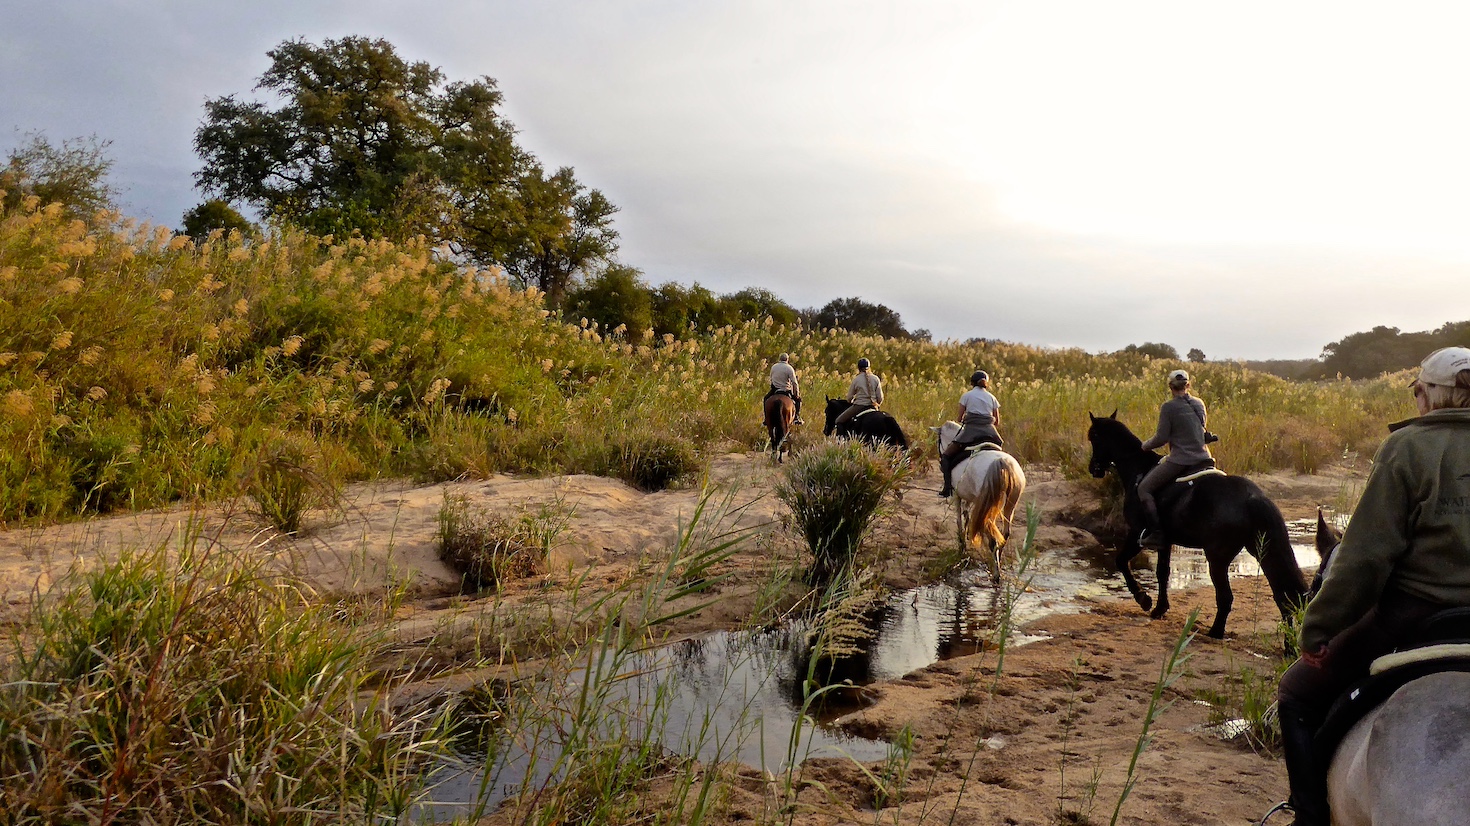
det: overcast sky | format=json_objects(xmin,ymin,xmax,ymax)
[{"xmin": 4, "ymin": 1, "xmax": 1469, "ymax": 359}]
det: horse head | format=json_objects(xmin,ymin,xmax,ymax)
[
  {"xmin": 931, "ymin": 421, "xmax": 961, "ymax": 453},
  {"xmin": 1309, "ymin": 507, "xmax": 1344, "ymax": 599},
  {"xmin": 823, "ymin": 396, "xmax": 847, "ymax": 436},
  {"xmin": 1085, "ymin": 410, "xmax": 1126, "ymax": 479}
]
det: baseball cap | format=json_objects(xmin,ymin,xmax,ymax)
[
  {"xmin": 1417, "ymin": 347, "xmax": 1470, "ymax": 385},
  {"xmin": 857, "ymin": 357, "xmax": 870, "ymax": 370},
  {"xmin": 1168, "ymin": 369, "xmax": 1189, "ymax": 384}
]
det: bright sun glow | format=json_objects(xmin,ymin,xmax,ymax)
[{"xmin": 906, "ymin": 2, "xmax": 1470, "ymax": 256}]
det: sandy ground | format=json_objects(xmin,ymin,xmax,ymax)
[{"xmin": 0, "ymin": 449, "xmax": 1366, "ymax": 825}]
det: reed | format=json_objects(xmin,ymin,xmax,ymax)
[{"xmin": 0, "ymin": 197, "xmax": 1411, "ymax": 525}]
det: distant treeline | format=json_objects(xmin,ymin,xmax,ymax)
[
  {"xmin": 1240, "ymin": 321, "xmax": 1470, "ymax": 381},
  {"xmin": 562, "ymin": 265, "xmax": 928, "ymax": 341}
]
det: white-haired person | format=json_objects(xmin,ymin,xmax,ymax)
[
  {"xmin": 1136, "ymin": 368, "xmax": 1217, "ymax": 549},
  {"xmin": 764, "ymin": 352, "xmax": 804, "ymax": 425},
  {"xmin": 1271, "ymin": 346, "xmax": 1470, "ymax": 826}
]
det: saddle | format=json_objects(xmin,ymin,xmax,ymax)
[
  {"xmin": 964, "ymin": 442, "xmax": 1003, "ymax": 454},
  {"xmin": 853, "ymin": 407, "xmax": 880, "ymax": 420},
  {"xmin": 1314, "ymin": 607, "xmax": 1470, "ymax": 764},
  {"xmin": 1174, "ymin": 462, "xmax": 1224, "ymax": 484}
]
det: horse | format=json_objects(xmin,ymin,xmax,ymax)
[
  {"xmin": 932, "ymin": 421, "xmax": 1026, "ymax": 582},
  {"xmin": 822, "ymin": 397, "xmax": 909, "ymax": 450},
  {"xmin": 1085, "ymin": 411, "xmax": 1308, "ymax": 639},
  {"xmin": 1264, "ymin": 513, "xmax": 1470, "ymax": 826},
  {"xmin": 764, "ymin": 392, "xmax": 797, "ymax": 462}
]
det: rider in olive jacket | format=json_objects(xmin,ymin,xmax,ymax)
[{"xmin": 1302, "ymin": 406, "xmax": 1470, "ymax": 651}]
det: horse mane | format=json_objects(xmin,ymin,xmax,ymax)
[{"xmin": 1091, "ymin": 415, "xmax": 1144, "ymax": 450}]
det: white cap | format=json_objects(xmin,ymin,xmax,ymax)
[
  {"xmin": 1168, "ymin": 369, "xmax": 1189, "ymax": 384},
  {"xmin": 1418, "ymin": 347, "xmax": 1470, "ymax": 385}
]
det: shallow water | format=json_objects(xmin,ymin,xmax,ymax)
[{"xmin": 415, "ymin": 525, "xmax": 1324, "ymax": 819}]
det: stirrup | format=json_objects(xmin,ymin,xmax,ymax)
[
  {"xmin": 1139, "ymin": 528, "xmax": 1167, "ymax": 550},
  {"xmin": 1256, "ymin": 801, "xmax": 1293, "ymax": 825}
]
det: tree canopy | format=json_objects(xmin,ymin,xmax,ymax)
[
  {"xmin": 807, "ymin": 297, "xmax": 917, "ymax": 339},
  {"xmin": 1, "ymin": 133, "xmax": 116, "ymax": 221},
  {"xmin": 193, "ymin": 36, "xmax": 617, "ymax": 303}
]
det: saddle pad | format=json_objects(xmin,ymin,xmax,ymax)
[
  {"xmin": 854, "ymin": 408, "xmax": 879, "ymax": 419},
  {"xmin": 1177, "ymin": 468, "xmax": 1226, "ymax": 483},
  {"xmin": 964, "ymin": 442, "xmax": 1002, "ymax": 454},
  {"xmin": 1314, "ymin": 656, "xmax": 1470, "ymax": 765},
  {"xmin": 1371, "ymin": 643, "xmax": 1470, "ymax": 674}
]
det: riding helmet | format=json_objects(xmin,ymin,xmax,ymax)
[
  {"xmin": 971, "ymin": 370, "xmax": 989, "ymax": 386},
  {"xmin": 857, "ymin": 358, "xmax": 870, "ymax": 370}
]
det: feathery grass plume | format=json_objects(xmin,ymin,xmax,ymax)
[
  {"xmin": 0, "ymin": 535, "xmax": 447, "ymax": 823},
  {"xmin": 776, "ymin": 441, "xmax": 914, "ymax": 579}
]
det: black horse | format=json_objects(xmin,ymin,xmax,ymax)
[
  {"xmin": 1086, "ymin": 411, "xmax": 1308, "ymax": 639},
  {"xmin": 823, "ymin": 398, "xmax": 909, "ymax": 450}
]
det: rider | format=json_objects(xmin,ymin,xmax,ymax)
[
  {"xmin": 833, "ymin": 357, "xmax": 883, "ymax": 430},
  {"xmin": 938, "ymin": 370, "xmax": 1003, "ymax": 498},
  {"xmin": 764, "ymin": 352, "xmax": 804, "ymax": 425},
  {"xmin": 1137, "ymin": 369, "xmax": 1216, "ymax": 549},
  {"xmin": 1272, "ymin": 346, "xmax": 1470, "ymax": 826}
]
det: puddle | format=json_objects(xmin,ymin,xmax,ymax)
[
  {"xmin": 1158, "ymin": 518, "xmax": 1324, "ymax": 593},
  {"xmin": 415, "ymin": 531, "xmax": 1317, "ymax": 818}
]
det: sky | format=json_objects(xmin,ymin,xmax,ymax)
[{"xmin": 4, "ymin": 0, "xmax": 1469, "ymax": 360}]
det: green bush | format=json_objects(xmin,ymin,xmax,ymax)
[
  {"xmin": 437, "ymin": 494, "xmax": 569, "ymax": 591},
  {"xmin": 606, "ymin": 431, "xmax": 703, "ymax": 492},
  {"xmin": 776, "ymin": 441, "xmax": 913, "ymax": 578},
  {"xmin": 245, "ymin": 434, "xmax": 341, "ymax": 533},
  {"xmin": 0, "ymin": 542, "xmax": 441, "ymax": 822}
]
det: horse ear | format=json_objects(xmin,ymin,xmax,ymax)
[
  {"xmin": 1109, "ymin": 409, "xmax": 1118, "ymax": 420},
  {"xmin": 1087, "ymin": 411, "xmax": 1096, "ymax": 422}
]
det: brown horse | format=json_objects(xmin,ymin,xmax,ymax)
[{"xmin": 764, "ymin": 393, "xmax": 796, "ymax": 461}]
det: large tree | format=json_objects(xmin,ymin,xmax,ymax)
[
  {"xmin": 1, "ymin": 132, "xmax": 116, "ymax": 220},
  {"xmin": 808, "ymin": 297, "xmax": 913, "ymax": 339},
  {"xmin": 194, "ymin": 36, "xmax": 616, "ymax": 302}
]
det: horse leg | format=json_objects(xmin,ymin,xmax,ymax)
[
  {"xmin": 1116, "ymin": 539, "xmax": 1152, "ymax": 613},
  {"xmin": 1204, "ymin": 551, "xmax": 1235, "ymax": 638},
  {"xmin": 1150, "ymin": 544, "xmax": 1172, "ymax": 620}
]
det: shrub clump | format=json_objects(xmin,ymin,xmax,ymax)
[
  {"xmin": 606, "ymin": 432, "xmax": 703, "ymax": 492},
  {"xmin": 437, "ymin": 494, "xmax": 569, "ymax": 591},
  {"xmin": 776, "ymin": 441, "xmax": 913, "ymax": 578},
  {"xmin": 245, "ymin": 434, "xmax": 342, "ymax": 533},
  {"xmin": 0, "ymin": 543, "xmax": 441, "ymax": 823}
]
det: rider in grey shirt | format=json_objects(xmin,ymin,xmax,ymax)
[{"xmin": 1138, "ymin": 369, "xmax": 1216, "ymax": 548}]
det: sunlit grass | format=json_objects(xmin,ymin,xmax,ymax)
[{"xmin": 0, "ymin": 197, "xmax": 1411, "ymax": 524}]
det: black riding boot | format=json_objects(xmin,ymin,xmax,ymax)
[
  {"xmin": 1138, "ymin": 499, "xmax": 1167, "ymax": 549},
  {"xmin": 1278, "ymin": 705, "xmax": 1329, "ymax": 826},
  {"xmin": 938, "ymin": 455, "xmax": 954, "ymax": 498},
  {"xmin": 794, "ymin": 396, "xmax": 804, "ymax": 425}
]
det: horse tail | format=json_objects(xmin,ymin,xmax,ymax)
[
  {"xmin": 968, "ymin": 455, "xmax": 1025, "ymax": 551},
  {"xmin": 1246, "ymin": 494, "xmax": 1309, "ymax": 618}
]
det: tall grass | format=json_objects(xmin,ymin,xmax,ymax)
[
  {"xmin": 0, "ymin": 196, "xmax": 1412, "ymax": 524},
  {"xmin": 0, "ymin": 530, "xmax": 445, "ymax": 823}
]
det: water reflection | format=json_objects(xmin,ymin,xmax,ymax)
[{"xmin": 417, "ymin": 529, "xmax": 1317, "ymax": 819}]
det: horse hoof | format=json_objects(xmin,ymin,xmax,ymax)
[
  {"xmin": 1149, "ymin": 606, "xmax": 1169, "ymax": 620},
  {"xmin": 1206, "ymin": 626, "xmax": 1226, "ymax": 639},
  {"xmin": 1134, "ymin": 593, "xmax": 1153, "ymax": 612}
]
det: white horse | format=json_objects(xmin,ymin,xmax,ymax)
[
  {"xmin": 1265, "ymin": 513, "xmax": 1470, "ymax": 826},
  {"xmin": 1325, "ymin": 669, "xmax": 1470, "ymax": 825},
  {"xmin": 931, "ymin": 421, "xmax": 1026, "ymax": 582}
]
